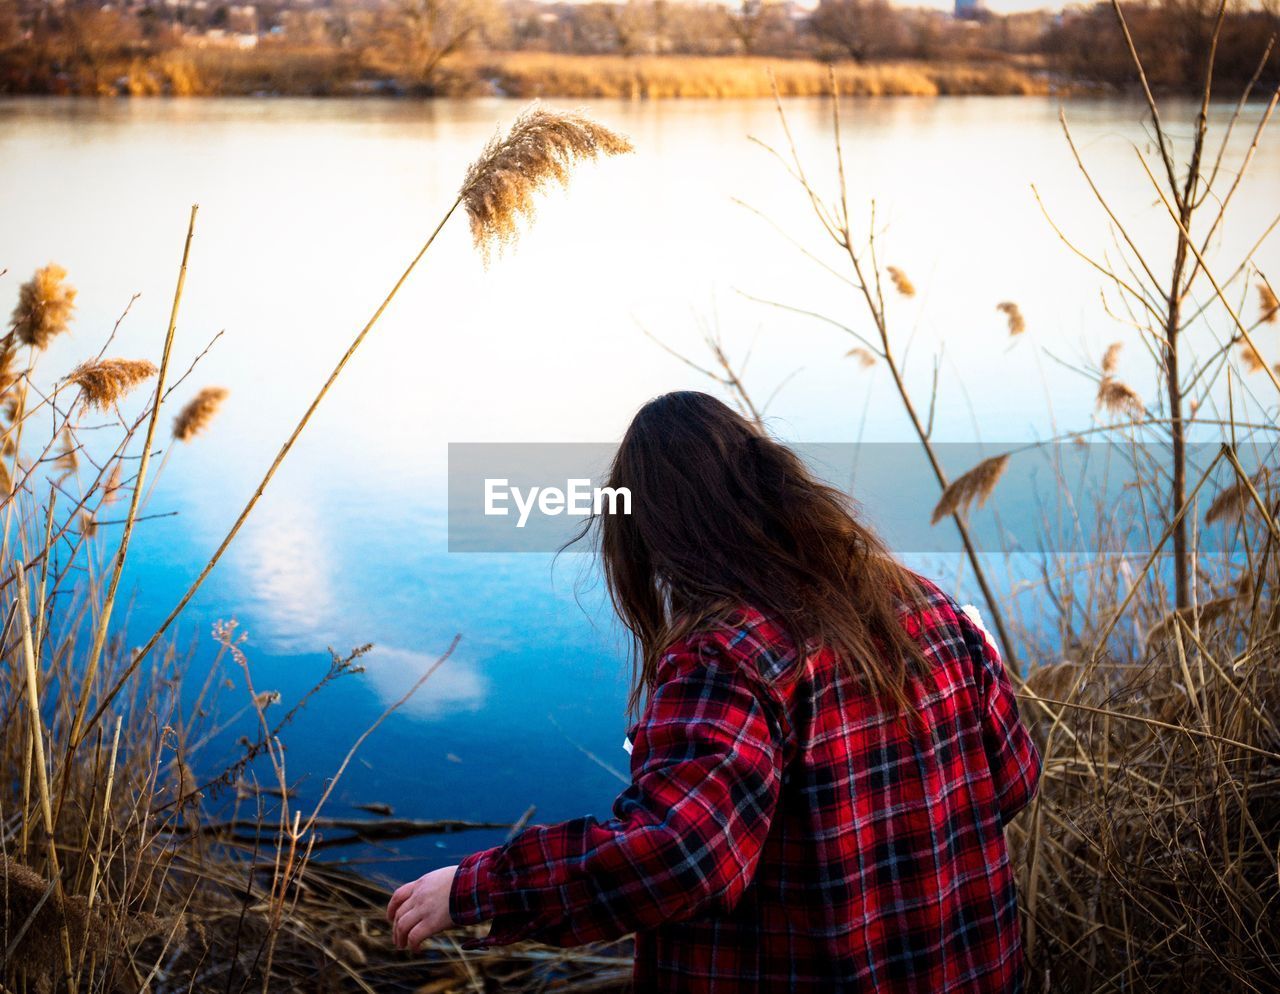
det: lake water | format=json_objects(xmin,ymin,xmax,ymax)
[{"xmin": 1, "ymin": 96, "xmax": 1275, "ymax": 881}]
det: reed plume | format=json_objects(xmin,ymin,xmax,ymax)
[
  {"xmin": 0, "ymin": 857, "xmax": 99, "ymax": 983},
  {"xmin": 931, "ymin": 453, "xmax": 1010, "ymax": 524},
  {"xmin": 1101, "ymin": 342, "xmax": 1122, "ymax": 375},
  {"xmin": 78, "ymin": 510, "xmax": 97, "ymax": 537},
  {"xmin": 11, "ymin": 264, "xmax": 76, "ymax": 349},
  {"xmin": 66, "ymin": 358, "xmax": 157, "ymax": 413},
  {"xmin": 460, "ymin": 106, "xmax": 633, "ymax": 259},
  {"xmin": 1259, "ymin": 280, "xmax": 1278, "ymax": 323},
  {"xmin": 996, "ymin": 301, "xmax": 1026, "ymax": 336},
  {"xmin": 886, "ymin": 266, "xmax": 915, "ymax": 297},
  {"xmin": 1239, "ymin": 342, "xmax": 1266, "ymax": 374},
  {"xmin": 1143, "ymin": 589, "xmax": 1246, "ymax": 646},
  {"xmin": 0, "ymin": 331, "xmax": 22, "ymax": 393},
  {"xmin": 54, "ymin": 429, "xmax": 78, "ymax": 477},
  {"xmin": 1096, "ymin": 376, "xmax": 1144, "ymax": 418},
  {"xmin": 846, "ymin": 347, "xmax": 876, "ymax": 368},
  {"xmin": 1205, "ymin": 469, "xmax": 1269, "ymax": 525},
  {"xmin": 173, "ymin": 386, "xmax": 229, "ymax": 442},
  {"xmin": 102, "ymin": 462, "xmax": 123, "ymax": 504}
]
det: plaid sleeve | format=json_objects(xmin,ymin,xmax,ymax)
[
  {"xmin": 448, "ymin": 634, "xmax": 785, "ymax": 948},
  {"xmin": 956, "ymin": 608, "xmax": 1041, "ymax": 826}
]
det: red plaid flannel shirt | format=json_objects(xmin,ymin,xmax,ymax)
[{"xmin": 450, "ymin": 576, "xmax": 1041, "ymax": 992}]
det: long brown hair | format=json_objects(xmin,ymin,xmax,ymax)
[{"xmin": 578, "ymin": 391, "xmax": 927, "ymax": 717}]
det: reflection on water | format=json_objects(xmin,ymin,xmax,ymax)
[
  {"xmin": 0, "ymin": 96, "xmax": 1275, "ymax": 874},
  {"xmin": 361, "ymin": 646, "xmax": 487, "ymax": 718},
  {"xmin": 238, "ymin": 489, "xmax": 346, "ymax": 651}
]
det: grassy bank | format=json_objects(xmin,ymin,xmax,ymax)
[
  {"xmin": 23, "ymin": 47, "xmax": 1053, "ymax": 99},
  {"xmin": 443, "ymin": 52, "xmax": 1053, "ymax": 99}
]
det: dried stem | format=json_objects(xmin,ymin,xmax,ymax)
[
  {"xmin": 82, "ymin": 198, "xmax": 463, "ymax": 743},
  {"xmin": 67, "ymin": 205, "xmax": 198, "ymax": 755}
]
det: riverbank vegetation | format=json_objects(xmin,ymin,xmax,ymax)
[
  {"xmin": 446, "ymin": 52, "xmax": 1049, "ymax": 98},
  {"xmin": 0, "ymin": 109, "xmax": 638, "ymax": 991},
  {"xmin": 0, "ymin": 0, "xmax": 1275, "ymax": 98},
  {"xmin": 2, "ymin": 1, "xmax": 1278, "ymax": 991},
  {"xmin": 692, "ymin": 7, "xmax": 1280, "ymax": 987}
]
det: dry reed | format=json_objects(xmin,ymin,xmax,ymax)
[
  {"xmin": 1101, "ymin": 341, "xmax": 1122, "ymax": 374},
  {"xmin": 930, "ymin": 453, "xmax": 1010, "ymax": 524},
  {"xmin": 0, "ymin": 332, "xmax": 23, "ymax": 394},
  {"xmin": 461, "ymin": 106, "xmax": 633, "ymax": 258},
  {"xmin": 1258, "ymin": 279, "xmax": 1278, "ymax": 323},
  {"xmin": 1095, "ymin": 375, "xmax": 1144, "ymax": 418},
  {"xmin": 4, "ymin": 389, "xmax": 25, "ymax": 423},
  {"xmin": 11, "ymin": 264, "xmax": 76, "ymax": 350},
  {"xmin": 886, "ymin": 266, "xmax": 915, "ymax": 297},
  {"xmin": 1239, "ymin": 341, "xmax": 1266, "ymax": 373},
  {"xmin": 0, "ymin": 857, "xmax": 100, "ymax": 984},
  {"xmin": 846, "ymin": 347, "xmax": 877, "ymax": 368},
  {"xmin": 172, "ymin": 386, "xmax": 229, "ymax": 441},
  {"xmin": 101, "ymin": 463, "xmax": 123, "ymax": 505},
  {"xmin": 1204, "ymin": 468, "xmax": 1270, "ymax": 525},
  {"xmin": 460, "ymin": 52, "xmax": 1049, "ymax": 101},
  {"xmin": 996, "ymin": 300, "xmax": 1026, "ymax": 336},
  {"xmin": 52, "ymin": 429, "xmax": 78, "ymax": 476},
  {"xmin": 66, "ymin": 358, "xmax": 157, "ymax": 413}
]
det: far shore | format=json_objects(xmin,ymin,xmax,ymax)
[{"xmin": 12, "ymin": 50, "xmax": 1073, "ymax": 100}]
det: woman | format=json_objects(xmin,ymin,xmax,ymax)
[{"xmin": 387, "ymin": 391, "xmax": 1041, "ymax": 992}]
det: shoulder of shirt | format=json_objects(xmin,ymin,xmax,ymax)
[
  {"xmin": 659, "ymin": 605, "xmax": 803, "ymax": 688},
  {"xmin": 896, "ymin": 571, "xmax": 961, "ymax": 632},
  {"xmin": 657, "ymin": 577, "xmax": 975, "ymax": 682},
  {"xmin": 897, "ymin": 572, "xmax": 989, "ymax": 664}
]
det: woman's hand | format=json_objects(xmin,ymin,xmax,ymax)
[{"xmin": 386, "ymin": 865, "xmax": 459, "ymax": 952}]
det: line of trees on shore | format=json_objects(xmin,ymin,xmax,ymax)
[{"xmin": 0, "ymin": 0, "xmax": 1277, "ymax": 96}]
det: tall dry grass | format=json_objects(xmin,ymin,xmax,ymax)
[
  {"xmin": 0, "ymin": 106, "xmax": 635, "ymax": 992},
  {"xmin": 704, "ymin": 3, "xmax": 1278, "ymax": 986},
  {"xmin": 22, "ymin": 41, "xmax": 1052, "ymax": 99},
  {"xmin": 453, "ymin": 52, "xmax": 1050, "ymax": 100}
]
